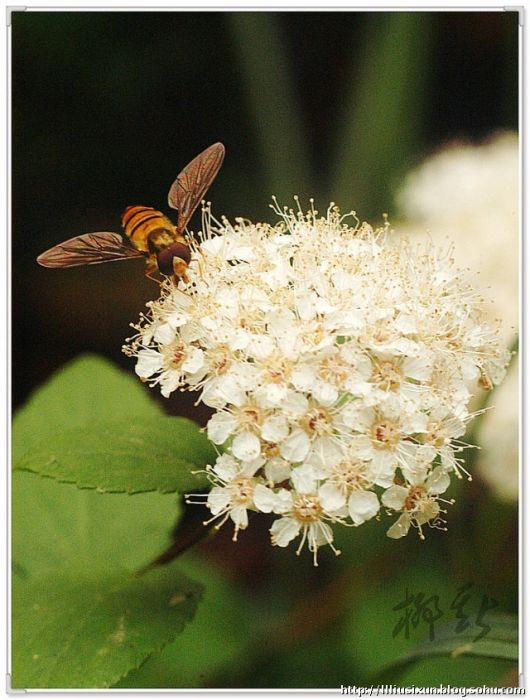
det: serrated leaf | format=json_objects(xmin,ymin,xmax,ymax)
[
  {"xmin": 14, "ymin": 416, "xmax": 212, "ymax": 493},
  {"xmin": 114, "ymin": 558, "xmax": 258, "ymax": 688},
  {"xmin": 12, "ymin": 566, "xmax": 202, "ymax": 689},
  {"xmin": 13, "ymin": 354, "xmax": 162, "ymax": 464}
]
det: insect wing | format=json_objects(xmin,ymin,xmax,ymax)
[
  {"xmin": 37, "ymin": 232, "xmax": 145, "ymax": 268},
  {"xmin": 168, "ymin": 142, "xmax": 225, "ymax": 232}
]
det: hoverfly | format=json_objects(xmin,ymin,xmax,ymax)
[{"xmin": 37, "ymin": 142, "xmax": 225, "ymax": 283}]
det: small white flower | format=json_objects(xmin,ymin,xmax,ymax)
[
  {"xmin": 318, "ymin": 454, "xmax": 380, "ymax": 525},
  {"xmin": 134, "ymin": 340, "xmax": 204, "ymax": 398},
  {"xmin": 382, "ymin": 466, "xmax": 452, "ymax": 540},
  {"xmin": 267, "ymin": 485, "xmax": 343, "ymax": 565},
  {"xmin": 189, "ymin": 454, "xmax": 261, "ymax": 541}
]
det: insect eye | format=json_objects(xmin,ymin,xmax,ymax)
[{"xmin": 157, "ymin": 242, "xmax": 191, "ymax": 275}]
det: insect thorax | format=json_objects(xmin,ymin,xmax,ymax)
[{"xmin": 147, "ymin": 227, "xmax": 177, "ymax": 253}]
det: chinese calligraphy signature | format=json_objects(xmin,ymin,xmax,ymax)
[{"xmin": 392, "ymin": 582, "xmax": 499, "ymax": 642}]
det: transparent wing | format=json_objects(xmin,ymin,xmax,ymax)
[
  {"xmin": 37, "ymin": 232, "xmax": 145, "ymax": 268},
  {"xmin": 168, "ymin": 142, "xmax": 225, "ymax": 231}
]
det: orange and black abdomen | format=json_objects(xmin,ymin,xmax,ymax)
[{"xmin": 121, "ymin": 205, "xmax": 175, "ymax": 253}]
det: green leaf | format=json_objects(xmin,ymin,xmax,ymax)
[
  {"xmin": 12, "ymin": 471, "xmax": 181, "ymax": 573},
  {"xmin": 12, "ymin": 471, "xmax": 205, "ymax": 688},
  {"xmin": 12, "ymin": 566, "xmax": 202, "ymax": 689},
  {"xmin": 14, "ymin": 416, "xmax": 212, "ymax": 493},
  {"xmin": 13, "ymin": 354, "xmax": 162, "ymax": 464},
  {"xmin": 13, "ymin": 354, "xmax": 215, "ymax": 494},
  {"xmin": 115, "ymin": 557, "xmax": 258, "ymax": 688},
  {"xmin": 343, "ymin": 556, "xmax": 452, "ymax": 679},
  {"xmin": 379, "ymin": 613, "xmax": 518, "ymax": 680},
  {"xmin": 399, "ymin": 657, "xmax": 517, "ymax": 688}
]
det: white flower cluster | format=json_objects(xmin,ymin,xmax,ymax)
[{"xmin": 124, "ymin": 200, "xmax": 510, "ymax": 564}]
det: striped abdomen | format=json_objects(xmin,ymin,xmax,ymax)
[{"xmin": 121, "ymin": 205, "xmax": 175, "ymax": 253}]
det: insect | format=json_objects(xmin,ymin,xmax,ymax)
[{"xmin": 37, "ymin": 142, "xmax": 225, "ymax": 283}]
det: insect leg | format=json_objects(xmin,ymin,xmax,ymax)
[{"xmin": 145, "ymin": 259, "xmax": 161, "ymax": 283}]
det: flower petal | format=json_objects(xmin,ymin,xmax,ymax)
[
  {"xmin": 381, "ymin": 485, "xmax": 408, "ymax": 510},
  {"xmin": 426, "ymin": 466, "xmax": 450, "ymax": 495},
  {"xmin": 253, "ymin": 484, "xmax": 277, "ymax": 513},
  {"xmin": 291, "ymin": 465, "xmax": 317, "ymax": 494},
  {"xmin": 280, "ymin": 428, "xmax": 310, "ymax": 463},
  {"xmin": 182, "ymin": 347, "xmax": 204, "ymax": 374},
  {"xmin": 207, "ymin": 487, "xmax": 231, "ymax": 515},
  {"xmin": 207, "ymin": 412, "xmax": 238, "ymax": 445},
  {"xmin": 232, "ymin": 432, "xmax": 261, "ymax": 461},
  {"xmin": 271, "ymin": 488, "xmax": 294, "ymax": 514},
  {"xmin": 348, "ymin": 490, "xmax": 380, "ymax": 525},
  {"xmin": 318, "ymin": 482, "xmax": 346, "ymax": 512},
  {"xmin": 270, "ymin": 517, "xmax": 301, "ymax": 547},
  {"xmin": 264, "ymin": 457, "xmax": 292, "ymax": 483},
  {"xmin": 386, "ymin": 513, "xmax": 411, "ymax": 539},
  {"xmin": 135, "ymin": 349, "xmax": 163, "ymax": 378},
  {"xmin": 212, "ymin": 454, "xmax": 239, "ymax": 481},
  {"xmin": 261, "ymin": 415, "xmax": 289, "ymax": 443},
  {"xmin": 154, "ymin": 323, "xmax": 175, "ymax": 345},
  {"xmin": 230, "ymin": 505, "xmax": 248, "ymax": 529}
]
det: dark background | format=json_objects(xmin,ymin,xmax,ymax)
[{"xmin": 12, "ymin": 10, "xmax": 518, "ymax": 413}]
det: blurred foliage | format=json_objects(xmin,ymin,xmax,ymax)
[
  {"xmin": 330, "ymin": 12, "xmax": 431, "ymax": 217},
  {"xmin": 12, "ymin": 9, "xmax": 519, "ymax": 690},
  {"xmin": 228, "ymin": 13, "xmax": 312, "ymax": 198}
]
